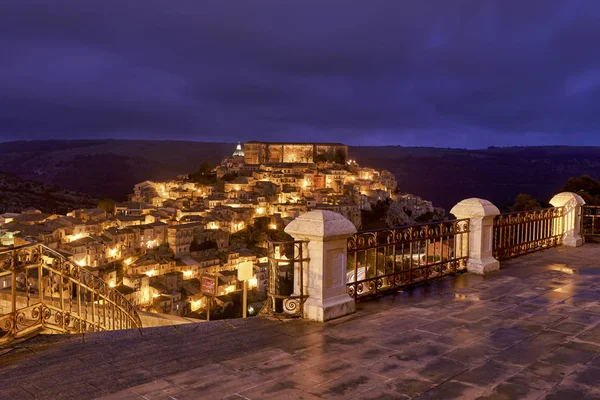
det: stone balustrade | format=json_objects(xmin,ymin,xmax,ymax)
[{"xmin": 281, "ymin": 192, "xmax": 587, "ymax": 322}]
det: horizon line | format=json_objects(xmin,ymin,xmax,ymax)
[{"xmin": 1, "ymin": 138, "xmax": 599, "ymax": 150}]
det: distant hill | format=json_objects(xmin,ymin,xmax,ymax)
[
  {"xmin": 1, "ymin": 140, "xmax": 599, "ymax": 213},
  {"xmin": 0, "ymin": 140, "xmax": 232, "ymax": 202},
  {"xmin": 0, "ymin": 171, "xmax": 97, "ymax": 213},
  {"xmin": 353, "ymin": 146, "xmax": 600, "ymax": 212}
]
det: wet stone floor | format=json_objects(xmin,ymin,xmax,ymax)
[{"xmin": 2, "ymin": 244, "xmax": 600, "ymax": 399}]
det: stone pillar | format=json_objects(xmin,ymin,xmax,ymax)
[
  {"xmin": 450, "ymin": 198, "xmax": 500, "ymax": 275},
  {"xmin": 285, "ymin": 210, "xmax": 357, "ymax": 322},
  {"xmin": 549, "ymin": 192, "xmax": 586, "ymax": 247}
]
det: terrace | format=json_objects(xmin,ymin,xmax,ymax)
[{"xmin": 1, "ymin": 193, "xmax": 600, "ymax": 399}]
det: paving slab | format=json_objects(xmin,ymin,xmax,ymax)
[{"xmin": 2, "ymin": 244, "xmax": 600, "ymax": 399}]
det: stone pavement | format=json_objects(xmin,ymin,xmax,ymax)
[{"xmin": 2, "ymin": 244, "xmax": 600, "ymax": 399}]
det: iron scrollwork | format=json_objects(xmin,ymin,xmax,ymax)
[
  {"xmin": 492, "ymin": 207, "xmax": 564, "ymax": 261},
  {"xmin": 265, "ymin": 240, "xmax": 310, "ymax": 318},
  {"xmin": 346, "ymin": 219, "xmax": 470, "ymax": 300},
  {"xmin": 0, "ymin": 243, "xmax": 142, "ymax": 345},
  {"xmin": 582, "ymin": 205, "xmax": 600, "ymax": 241}
]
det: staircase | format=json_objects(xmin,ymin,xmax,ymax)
[{"xmin": 0, "ymin": 243, "xmax": 142, "ymax": 344}]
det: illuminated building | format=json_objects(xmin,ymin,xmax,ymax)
[
  {"xmin": 243, "ymin": 141, "xmax": 348, "ymax": 165},
  {"xmin": 232, "ymin": 142, "xmax": 245, "ymax": 157}
]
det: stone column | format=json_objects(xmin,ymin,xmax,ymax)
[
  {"xmin": 450, "ymin": 198, "xmax": 500, "ymax": 275},
  {"xmin": 285, "ymin": 210, "xmax": 357, "ymax": 322},
  {"xmin": 549, "ymin": 192, "xmax": 586, "ymax": 247}
]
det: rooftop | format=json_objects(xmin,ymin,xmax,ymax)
[
  {"xmin": 2, "ymin": 244, "xmax": 600, "ymax": 399},
  {"xmin": 115, "ymin": 202, "xmax": 152, "ymax": 209},
  {"xmin": 65, "ymin": 236, "xmax": 97, "ymax": 246}
]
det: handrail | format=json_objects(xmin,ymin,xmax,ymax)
[
  {"xmin": 582, "ymin": 205, "xmax": 600, "ymax": 241},
  {"xmin": 0, "ymin": 243, "xmax": 142, "ymax": 344},
  {"xmin": 347, "ymin": 219, "xmax": 470, "ymax": 300},
  {"xmin": 264, "ymin": 240, "xmax": 309, "ymax": 317},
  {"xmin": 354, "ymin": 218, "xmax": 466, "ymax": 234},
  {"xmin": 492, "ymin": 207, "xmax": 564, "ymax": 261}
]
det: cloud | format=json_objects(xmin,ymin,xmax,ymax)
[{"xmin": 1, "ymin": 0, "xmax": 600, "ymax": 146}]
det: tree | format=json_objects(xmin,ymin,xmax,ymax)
[
  {"xmin": 361, "ymin": 199, "xmax": 391, "ymax": 230},
  {"xmin": 98, "ymin": 199, "xmax": 116, "ymax": 214},
  {"xmin": 415, "ymin": 210, "xmax": 445, "ymax": 223},
  {"xmin": 221, "ymin": 173, "xmax": 238, "ymax": 182},
  {"xmin": 269, "ymin": 230, "xmax": 293, "ymax": 242},
  {"xmin": 384, "ymin": 200, "xmax": 411, "ymax": 227},
  {"xmin": 253, "ymin": 216, "xmax": 270, "ymax": 232},
  {"xmin": 511, "ymin": 194, "xmax": 542, "ymax": 212},
  {"xmin": 230, "ymin": 229, "xmax": 252, "ymax": 246},
  {"xmin": 189, "ymin": 161, "xmax": 217, "ymax": 185},
  {"xmin": 190, "ymin": 239, "xmax": 217, "ymax": 252},
  {"xmin": 559, "ymin": 175, "xmax": 600, "ymax": 205},
  {"xmin": 334, "ymin": 148, "xmax": 347, "ymax": 164},
  {"xmin": 198, "ymin": 161, "xmax": 212, "ymax": 175},
  {"xmin": 314, "ymin": 154, "xmax": 328, "ymax": 163},
  {"xmin": 302, "ymin": 147, "xmax": 314, "ymax": 163}
]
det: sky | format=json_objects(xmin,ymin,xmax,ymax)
[{"xmin": 1, "ymin": 0, "xmax": 600, "ymax": 148}]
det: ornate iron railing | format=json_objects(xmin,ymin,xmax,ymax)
[
  {"xmin": 492, "ymin": 207, "xmax": 564, "ymax": 261},
  {"xmin": 0, "ymin": 243, "xmax": 142, "ymax": 344},
  {"xmin": 582, "ymin": 205, "xmax": 600, "ymax": 241},
  {"xmin": 346, "ymin": 219, "xmax": 470, "ymax": 300},
  {"xmin": 264, "ymin": 240, "xmax": 309, "ymax": 317}
]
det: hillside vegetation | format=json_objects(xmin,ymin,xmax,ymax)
[{"xmin": 0, "ymin": 171, "xmax": 97, "ymax": 213}]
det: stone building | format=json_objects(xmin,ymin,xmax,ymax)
[{"xmin": 243, "ymin": 141, "xmax": 348, "ymax": 165}]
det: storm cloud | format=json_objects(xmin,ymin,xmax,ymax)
[{"xmin": 1, "ymin": 0, "xmax": 600, "ymax": 147}]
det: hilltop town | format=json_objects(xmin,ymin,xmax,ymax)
[{"xmin": 0, "ymin": 142, "xmax": 439, "ymax": 320}]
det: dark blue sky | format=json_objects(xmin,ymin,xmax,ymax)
[{"xmin": 1, "ymin": 0, "xmax": 600, "ymax": 147}]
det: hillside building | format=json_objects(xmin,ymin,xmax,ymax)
[{"xmin": 243, "ymin": 141, "xmax": 348, "ymax": 165}]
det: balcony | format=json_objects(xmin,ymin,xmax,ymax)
[{"xmin": 1, "ymin": 193, "xmax": 600, "ymax": 399}]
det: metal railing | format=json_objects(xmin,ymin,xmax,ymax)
[
  {"xmin": 264, "ymin": 240, "xmax": 309, "ymax": 317},
  {"xmin": 492, "ymin": 207, "xmax": 564, "ymax": 261},
  {"xmin": 346, "ymin": 219, "xmax": 470, "ymax": 300},
  {"xmin": 582, "ymin": 205, "xmax": 600, "ymax": 241},
  {"xmin": 0, "ymin": 243, "xmax": 142, "ymax": 344}
]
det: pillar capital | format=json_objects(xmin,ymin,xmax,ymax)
[
  {"xmin": 549, "ymin": 192, "xmax": 585, "ymax": 209},
  {"xmin": 450, "ymin": 198, "xmax": 500, "ymax": 220},
  {"xmin": 285, "ymin": 210, "xmax": 357, "ymax": 241}
]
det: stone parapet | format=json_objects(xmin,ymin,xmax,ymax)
[
  {"xmin": 285, "ymin": 210, "xmax": 356, "ymax": 322},
  {"xmin": 550, "ymin": 192, "xmax": 586, "ymax": 247},
  {"xmin": 451, "ymin": 198, "xmax": 500, "ymax": 275}
]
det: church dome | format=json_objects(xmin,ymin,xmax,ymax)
[{"xmin": 233, "ymin": 142, "xmax": 245, "ymax": 157}]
